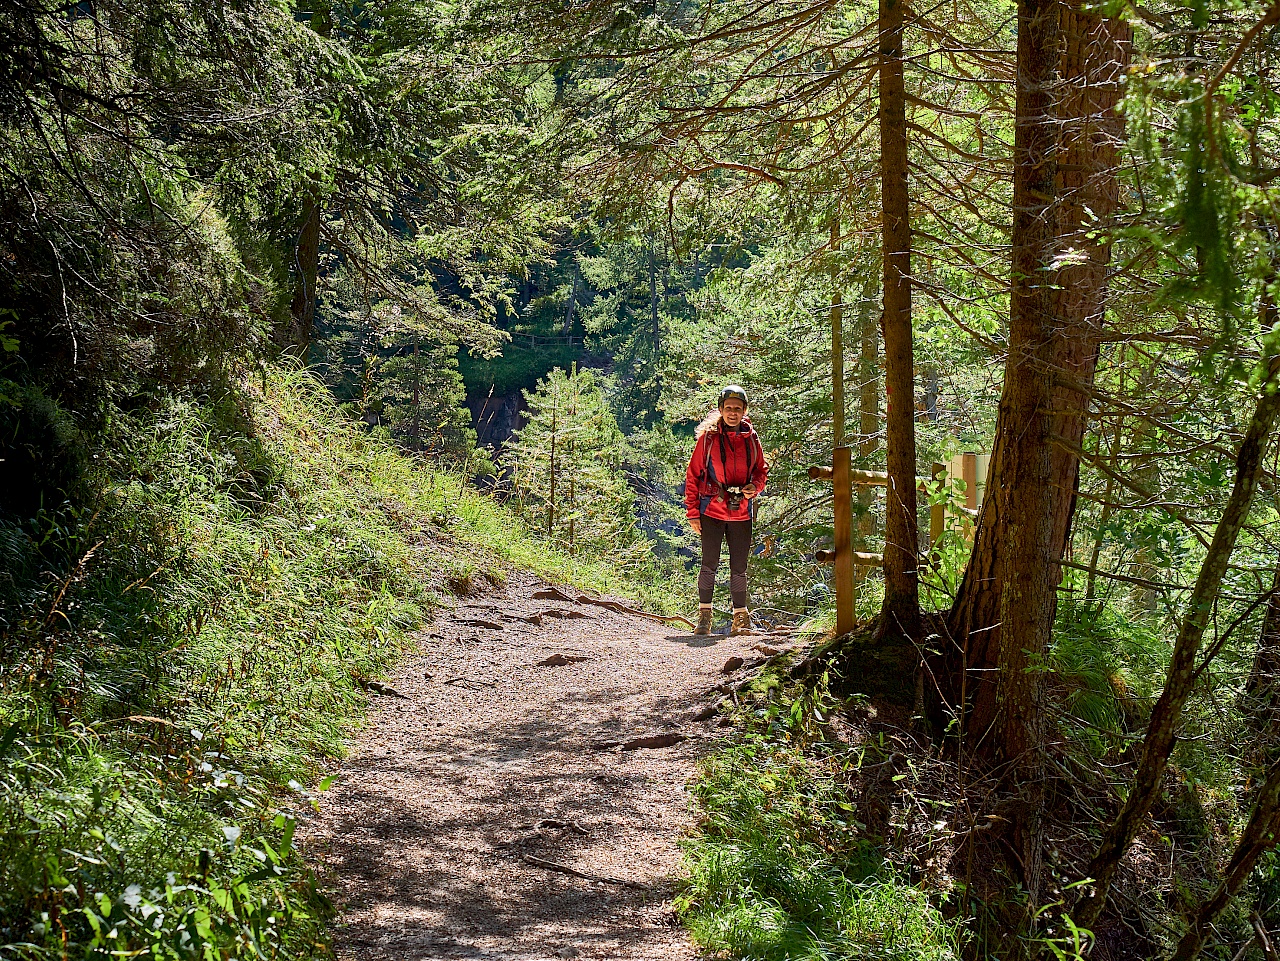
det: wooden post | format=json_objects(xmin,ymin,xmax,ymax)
[
  {"xmin": 834, "ymin": 445, "xmax": 855, "ymax": 634},
  {"xmin": 930, "ymin": 461, "xmax": 946, "ymax": 553},
  {"xmin": 962, "ymin": 452, "xmax": 978, "ymax": 510}
]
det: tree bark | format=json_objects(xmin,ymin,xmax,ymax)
[
  {"xmin": 284, "ymin": 3, "xmax": 330, "ymax": 356},
  {"xmin": 878, "ymin": 0, "xmax": 919, "ymax": 638},
  {"xmin": 411, "ymin": 331, "xmax": 421, "ymax": 451},
  {"xmin": 564, "ymin": 261, "xmax": 580, "ymax": 335},
  {"xmin": 649, "ymin": 241, "xmax": 660, "ymax": 354},
  {"xmin": 1242, "ymin": 251, "xmax": 1280, "ymax": 744},
  {"xmin": 832, "ymin": 218, "xmax": 846, "ymax": 448},
  {"xmin": 287, "ymin": 186, "xmax": 321, "ymax": 354},
  {"xmin": 1075, "ymin": 365, "xmax": 1280, "ymax": 931},
  {"xmin": 946, "ymin": 3, "xmax": 1130, "ymax": 756},
  {"xmin": 859, "ymin": 281, "xmax": 881, "ymax": 463},
  {"xmin": 857, "ymin": 284, "xmax": 880, "ymax": 563},
  {"xmin": 1242, "ymin": 558, "xmax": 1280, "ymax": 746},
  {"xmin": 987, "ymin": 0, "xmax": 1064, "ymax": 903}
]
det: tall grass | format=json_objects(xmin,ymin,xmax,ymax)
[
  {"xmin": 0, "ymin": 368, "xmax": 672, "ymax": 960},
  {"xmin": 678, "ymin": 741, "xmax": 961, "ymax": 961}
]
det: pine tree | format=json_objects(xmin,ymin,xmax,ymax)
[{"xmin": 506, "ymin": 366, "xmax": 641, "ymax": 558}]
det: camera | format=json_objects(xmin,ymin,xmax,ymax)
[{"xmin": 721, "ymin": 485, "xmax": 745, "ymax": 510}]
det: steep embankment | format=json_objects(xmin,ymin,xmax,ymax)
[{"xmin": 0, "ymin": 370, "xmax": 677, "ymax": 960}]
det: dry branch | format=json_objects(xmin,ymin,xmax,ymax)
[{"xmin": 521, "ymin": 854, "xmax": 651, "ymax": 890}]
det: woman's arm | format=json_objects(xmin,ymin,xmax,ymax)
[
  {"xmin": 750, "ymin": 434, "xmax": 769, "ymax": 495},
  {"xmin": 685, "ymin": 434, "xmax": 707, "ymax": 519}
]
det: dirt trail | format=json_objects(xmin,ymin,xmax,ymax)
[{"xmin": 307, "ymin": 572, "xmax": 782, "ymax": 961}]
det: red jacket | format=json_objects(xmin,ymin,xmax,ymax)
[{"xmin": 685, "ymin": 419, "xmax": 768, "ymax": 521}]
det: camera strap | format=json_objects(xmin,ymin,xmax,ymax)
[{"xmin": 703, "ymin": 425, "xmax": 755, "ymax": 498}]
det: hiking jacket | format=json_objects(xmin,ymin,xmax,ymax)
[{"xmin": 684, "ymin": 418, "xmax": 769, "ymax": 521}]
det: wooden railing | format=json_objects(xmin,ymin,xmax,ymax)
[
  {"xmin": 507, "ymin": 332, "xmax": 581, "ymax": 349},
  {"xmin": 809, "ymin": 450, "xmax": 987, "ymax": 634}
]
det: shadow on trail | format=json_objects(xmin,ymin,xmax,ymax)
[
  {"xmin": 662, "ymin": 634, "xmax": 721, "ymax": 648},
  {"xmin": 320, "ymin": 682, "xmax": 702, "ymax": 959}
]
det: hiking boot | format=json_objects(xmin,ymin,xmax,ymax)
[
  {"xmin": 730, "ymin": 610, "xmax": 753, "ymax": 636},
  {"xmin": 694, "ymin": 609, "xmax": 713, "ymax": 635}
]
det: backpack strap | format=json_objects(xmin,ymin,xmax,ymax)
[{"xmin": 701, "ymin": 425, "xmax": 757, "ymax": 517}]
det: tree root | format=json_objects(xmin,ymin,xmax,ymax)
[{"xmin": 521, "ymin": 854, "xmax": 650, "ymax": 890}]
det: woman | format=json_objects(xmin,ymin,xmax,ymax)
[{"xmin": 685, "ymin": 385, "xmax": 769, "ymax": 635}]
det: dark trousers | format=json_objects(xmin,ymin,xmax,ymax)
[{"xmin": 698, "ymin": 517, "xmax": 752, "ymax": 609}]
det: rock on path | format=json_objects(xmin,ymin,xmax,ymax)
[{"xmin": 306, "ymin": 572, "xmax": 767, "ymax": 960}]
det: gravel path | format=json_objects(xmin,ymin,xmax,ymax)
[{"xmin": 307, "ymin": 573, "xmax": 781, "ymax": 961}]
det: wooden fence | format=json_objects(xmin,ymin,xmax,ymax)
[
  {"xmin": 810, "ymin": 449, "xmax": 988, "ymax": 633},
  {"xmin": 507, "ymin": 332, "xmax": 581, "ymax": 349}
]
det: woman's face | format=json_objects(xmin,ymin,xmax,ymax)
[{"xmin": 720, "ymin": 398, "xmax": 746, "ymax": 428}]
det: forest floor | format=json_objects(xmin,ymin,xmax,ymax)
[{"xmin": 306, "ymin": 571, "xmax": 787, "ymax": 961}]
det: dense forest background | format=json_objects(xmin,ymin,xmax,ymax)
[{"xmin": 4, "ymin": 0, "xmax": 1280, "ymax": 957}]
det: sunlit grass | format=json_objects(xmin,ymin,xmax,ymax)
[
  {"xmin": 0, "ymin": 366, "xmax": 676, "ymax": 959},
  {"xmin": 678, "ymin": 742, "xmax": 961, "ymax": 961}
]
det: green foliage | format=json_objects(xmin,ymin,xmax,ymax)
[
  {"xmin": 1, "ymin": 0, "xmax": 319, "ymax": 413},
  {"xmin": 678, "ymin": 741, "xmax": 960, "ymax": 961},
  {"xmin": 377, "ymin": 346, "xmax": 478, "ymax": 462},
  {"xmin": 1050, "ymin": 602, "xmax": 1169, "ymax": 756},
  {"xmin": 0, "ymin": 377, "xmax": 419, "ymax": 958},
  {"xmin": 0, "ymin": 367, "xmax": 671, "ymax": 959},
  {"xmin": 322, "ymin": 306, "xmax": 481, "ymax": 464},
  {"xmin": 458, "ymin": 340, "xmax": 582, "ymax": 397},
  {"xmin": 506, "ymin": 366, "xmax": 643, "ymax": 559}
]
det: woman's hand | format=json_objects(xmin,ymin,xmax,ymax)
[
  {"xmin": 744, "ymin": 484, "xmax": 759, "ymax": 499},
  {"xmin": 690, "ymin": 516, "xmax": 702, "ymax": 535}
]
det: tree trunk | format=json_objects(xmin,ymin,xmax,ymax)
[
  {"xmin": 1170, "ymin": 755, "xmax": 1280, "ymax": 961},
  {"xmin": 649, "ymin": 242, "xmax": 660, "ymax": 354},
  {"xmin": 878, "ymin": 0, "xmax": 919, "ymax": 637},
  {"xmin": 564, "ymin": 261, "xmax": 580, "ymax": 335},
  {"xmin": 946, "ymin": 3, "xmax": 1130, "ymax": 753},
  {"xmin": 287, "ymin": 186, "xmax": 321, "ymax": 354},
  {"xmin": 859, "ymin": 280, "xmax": 881, "ymax": 463},
  {"xmin": 1242, "ymin": 557, "xmax": 1280, "ymax": 744},
  {"xmin": 832, "ymin": 218, "xmax": 846, "ymax": 448},
  {"xmin": 411, "ymin": 331, "xmax": 421, "ymax": 451},
  {"xmin": 986, "ymin": 0, "xmax": 1064, "ymax": 904},
  {"xmin": 568, "ymin": 367, "xmax": 577, "ymax": 556},
  {"xmin": 284, "ymin": 3, "xmax": 330, "ymax": 356},
  {"xmin": 548, "ymin": 398, "xmax": 557, "ymax": 537},
  {"xmin": 1243, "ymin": 271, "xmax": 1280, "ymax": 745},
  {"xmin": 1075, "ymin": 364, "xmax": 1280, "ymax": 931},
  {"xmin": 1085, "ymin": 364, "xmax": 1126, "ymax": 604},
  {"xmin": 857, "ymin": 284, "xmax": 880, "ymax": 562}
]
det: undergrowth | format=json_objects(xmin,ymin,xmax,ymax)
[
  {"xmin": 681, "ymin": 585, "xmax": 1275, "ymax": 961},
  {"xmin": 0, "ymin": 367, "xmax": 675, "ymax": 960},
  {"xmin": 677, "ymin": 700, "xmax": 961, "ymax": 960}
]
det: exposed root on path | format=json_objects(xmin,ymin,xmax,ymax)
[
  {"xmin": 532, "ymin": 585, "xmax": 697, "ymax": 630},
  {"xmin": 521, "ymin": 855, "xmax": 652, "ymax": 891},
  {"xmin": 305, "ymin": 572, "xmax": 763, "ymax": 960}
]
